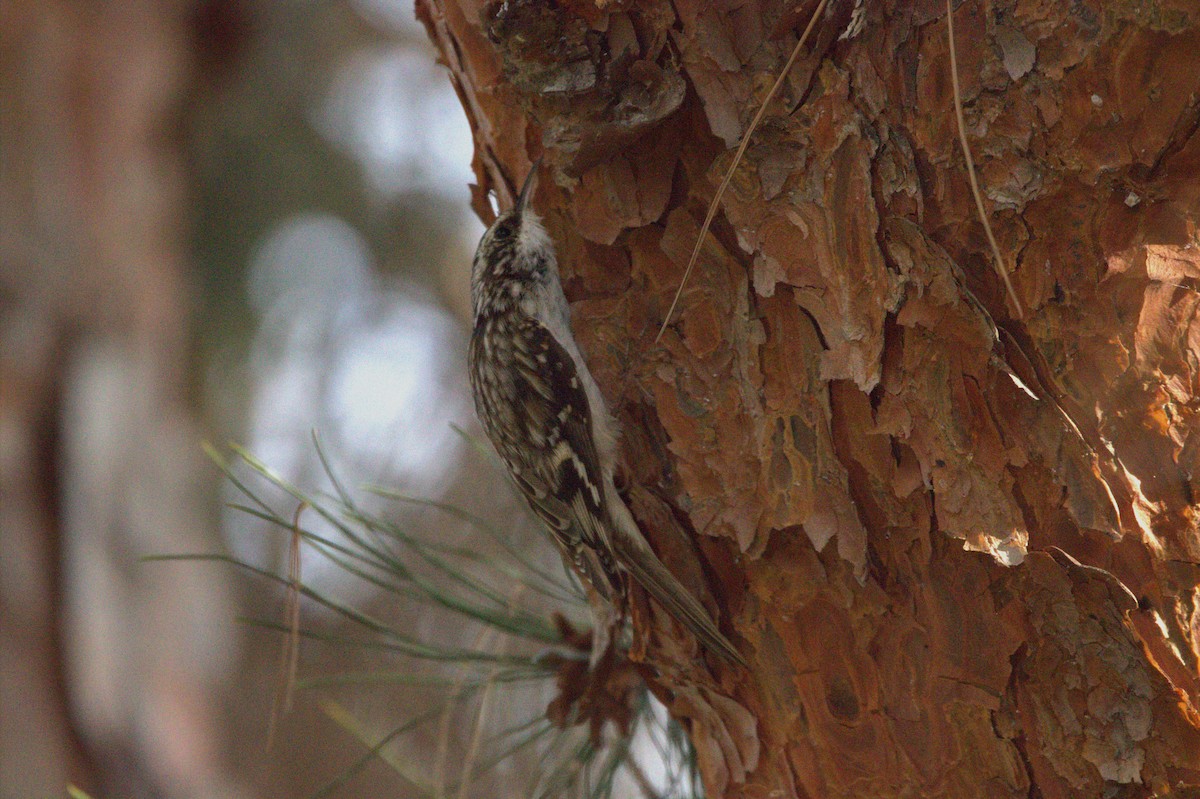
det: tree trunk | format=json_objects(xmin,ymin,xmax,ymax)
[
  {"xmin": 0, "ymin": 3, "xmax": 237, "ymax": 796},
  {"xmin": 419, "ymin": 1, "xmax": 1200, "ymax": 795}
]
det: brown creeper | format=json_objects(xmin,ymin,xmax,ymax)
[{"xmin": 468, "ymin": 161, "xmax": 745, "ymax": 667}]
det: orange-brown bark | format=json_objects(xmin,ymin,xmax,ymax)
[{"xmin": 419, "ymin": 0, "xmax": 1200, "ymax": 795}]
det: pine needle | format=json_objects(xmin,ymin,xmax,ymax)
[
  {"xmin": 656, "ymin": 0, "xmax": 830, "ymax": 343},
  {"xmin": 267, "ymin": 501, "xmax": 307, "ymax": 750},
  {"xmin": 946, "ymin": 0, "xmax": 1025, "ymax": 319},
  {"xmin": 176, "ymin": 441, "xmax": 705, "ymax": 797}
]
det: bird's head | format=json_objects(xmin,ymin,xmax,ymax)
[{"xmin": 471, "ymin": 161, "xmax": 554, "ymax": 314}]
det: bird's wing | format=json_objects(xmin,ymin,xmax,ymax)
[
  {"xmin": 470, "ymin": 314, "xmax": 619, "ymax": 597},
  {"xmin": 471, "ymin": 314, "xmax": 745, "ymax": 664}
]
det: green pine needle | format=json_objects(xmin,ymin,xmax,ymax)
[{"xmin": 170, "ymin": 439, "xmax": 704, "ymax": 798}]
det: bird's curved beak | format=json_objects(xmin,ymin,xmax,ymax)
[{"xmin": 515, "ymin": 157, "xmax": 541, "ymax": 215}]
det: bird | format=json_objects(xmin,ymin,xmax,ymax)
[{"xmin": 467, "ymin": 159, "xmax": 745, "ymax": 667}]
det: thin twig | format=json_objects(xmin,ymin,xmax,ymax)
[
  {"xmin": 457, "ymin": 654, "xmax": 503, "ymax": 799},
  {"xmin": 436, "ymin": 623, "xmax": 497, "ymax": 798},
  {"xmin": 656, "ymin": 0, "xmax": 830, "ymax": 343},
  {"xmin": 457, "ymin": 586, "xmax": 523, "ymax": 799},
  {"xmin": 946, "ymin": 0, "xmax": 1024, "ymax": 319}
]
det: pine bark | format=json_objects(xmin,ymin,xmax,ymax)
[{"xmin": 419, "ymin": 1, "xmax": 1200, "ymax": 796}]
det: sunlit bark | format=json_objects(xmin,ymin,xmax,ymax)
[{"xmin": 421, "ymin": 1, "xmax": 1200, "ymax": 796}]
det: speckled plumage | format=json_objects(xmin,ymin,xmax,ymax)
[
  {"xmin": 470, "ymin": 311, "xmax": 622, "ymax": 600},
  {"xmin": 468, "ymin": 163, "xmax": 744, "ymax": 667}
]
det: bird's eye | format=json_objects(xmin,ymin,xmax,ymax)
[{"xmin": 493, "ymin": 223, "xmax": 513, "ymax": 240}]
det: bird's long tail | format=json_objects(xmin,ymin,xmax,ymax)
[
  {"xmin": 616, "ymin": 540, "xmax": 746, "ymax": 666},
  {"xmin": 605, "ymin": 494, "xmax": 746, "ymax": 666}
]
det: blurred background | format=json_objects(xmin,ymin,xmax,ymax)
[{"xmin": 0, "ymin": 1, "xmax": 580, "ymax": 796}]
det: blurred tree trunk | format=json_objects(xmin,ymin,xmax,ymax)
[
  {"xmin": 0, "ymin": 3, "xmax": 238, "ymax": 797},
  {"xmin": 420, "ymin": 0, "xmax": 1200, "ymax": 796}
]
